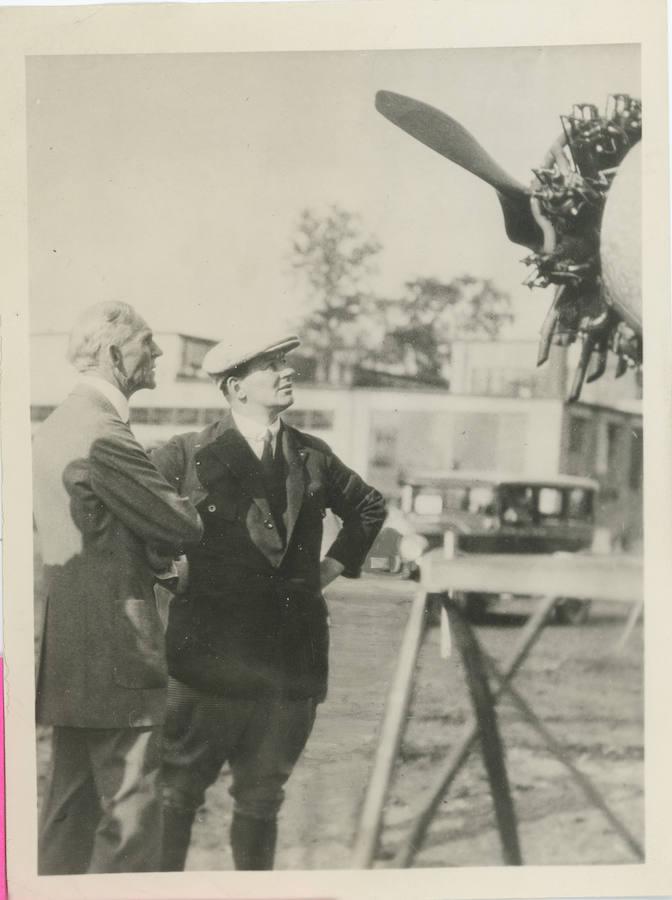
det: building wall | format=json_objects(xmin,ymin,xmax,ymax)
[
  {"xmin": 450, "ymin": 340, "xmax": 568, "ymax": 398},
  {"xmin": 30, "ymin": 331, "xmax": 641, "ymax": 544},
  {"xmin": 349, "ymin": 391, "xmax": 565, "ymax": 497},
  {"xmin": 560, "ymin": 404, "xmax": 643, "ymax": 548}
]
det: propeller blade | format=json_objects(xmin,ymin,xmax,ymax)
[
  {"xmin": 586, "ymin": 342, "xmax": 609, "ymax": 384},
  {"xmin": 375, "ymin": 91, "xmax": 543, "ymax": 250},
  {"xmin": 496, "ymin": 191, "xmax": 545, "ymax": 250},
  {"xmin": 569, "ymin": 336, "xmax": 595, "ymax": 402},
  {"xmin": 537, "ymin": 286, "xmax": 564, "ymax": 366}
]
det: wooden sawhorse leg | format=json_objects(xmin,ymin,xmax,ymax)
[
  {"xmin": 393, "ymin": 593, "xmax": 558, "ymax": 867},
  {"xmin": 351, "ymin": 588, "xmax": 429, "ymax": 869},
  {"xmin": 353, "ymin": 591, "xmax": 557, "ymax": 868}
]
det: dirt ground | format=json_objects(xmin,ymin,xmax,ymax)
[{"xmin": 36, "ymin": 574, "xmax": 644, "ymax": 870}]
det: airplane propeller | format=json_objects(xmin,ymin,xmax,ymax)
[
  {"xmin": 374, "ymin": 90, "xmax": 642, "ymax": 400},
  {"xmin": 375, "ymin": 90, "xmax": 544, "ymax": 251}
]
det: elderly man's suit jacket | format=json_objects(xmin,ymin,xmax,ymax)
[
  {"xmin": 152, "ymin": 412, "xmax": 385, "ymax": 701},
  {"xmin": 33, "ymin": 384, "xmax": 203, "ymax": 729}
]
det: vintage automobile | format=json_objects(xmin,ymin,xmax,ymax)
[{"xmin": 365, "ymin": 470, "xmax": 600, "ymax": 625}]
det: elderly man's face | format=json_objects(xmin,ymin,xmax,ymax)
[
  {"xmin": 117, "ymin": 317, "xmax": 163, "ymax": 395},
  {"xmin": 236, "ymin": 352, "xmax": 295, "ymax": 413}
]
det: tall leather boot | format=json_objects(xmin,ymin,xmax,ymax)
[
  {"xmin": 230, "ymin": 813, "xmax": 278, "ymax": 870},
  {"xmin": 160, "ymin": 806, "xmax": 196, "ymax": 871}
]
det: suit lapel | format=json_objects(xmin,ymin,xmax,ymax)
[
  {"xmin": 280, "ymin": 424, "xmax": 307, "ymax": 554},
  {"xmin": 202, "ymin": 413, "xmax": 274, "ymax": 524},
  {"xmin": 197, "ymin": 414, "xmax": 308, "ymax": 566}
]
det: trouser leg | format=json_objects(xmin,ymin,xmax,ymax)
[
  {"xmin": 87, "ymin": 726, "xmax": 163, "ymax": 873},
  {"xmin": 38, "ymin": 727, "xmax": 100, "ymax": 875},
  {"xmin": 160, "ymin": 679, "xmax": 231, "ymax": 871},
  {"xmin": 230, "ymin": 814, "xmax": 277, "ymax": 871},
  {"xmin": 160, "ymin": 805, "xmax": 196, "ymax": 872},
  {"xmin": 228, "ymin": 695, "xmax": 317, "ymax": 870},
  {"xmin": 161, "ymin": 680, "xmax": 317, "ymax": 871}
]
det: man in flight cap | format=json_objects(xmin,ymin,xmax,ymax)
[{"xmin": 153, "ymin": 324, "xmax": 386, "ymax": 870}]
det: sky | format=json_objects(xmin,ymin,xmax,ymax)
[{"xmin": 27, "ymin": 44, "xmax": 640, "ymax": 344}]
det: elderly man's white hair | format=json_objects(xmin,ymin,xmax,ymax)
[{"xmin": 67, "ymin": 301, "xmax": 141, "ymax": 373}]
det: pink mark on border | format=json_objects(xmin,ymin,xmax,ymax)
[{"xmin": 0, "ymin": 659, "xmax": 5, "ymax": 900}]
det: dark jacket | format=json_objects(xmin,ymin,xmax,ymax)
[{"xmin": 152, "ymin": 412, "xmax": 385, "ymax": 702}]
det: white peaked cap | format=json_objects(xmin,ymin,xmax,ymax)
[{"xmin": 202, "ymin": 325, "xmax": 301, "ymax": 387}]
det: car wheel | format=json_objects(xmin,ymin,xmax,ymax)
[
  {"xmin": 401, "ymin": 562, "xmax": 420, "ymax": 581},
  {"xmin": 554, "ymin": 598, "xmax": 591, "ymax": 626}
]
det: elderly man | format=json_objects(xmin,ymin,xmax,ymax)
[
  {"xmin": 33, "ymin": 301, "xmax": 203, "ymax": 874},
  {"xmin": 152, "ymin": 328, "xmax": 385, "ymax": 870}
]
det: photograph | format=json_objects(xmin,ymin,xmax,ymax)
[{"xmin": 2, "ymin": 2, "xmax": 670, "ymax": 899}]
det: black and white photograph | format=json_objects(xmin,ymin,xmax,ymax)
[{"xmin": 2, "ymin": 2, "xmax": 671, "ymax": 899}]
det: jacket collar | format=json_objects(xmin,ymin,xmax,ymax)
[{"xmin": 70, "ymin": 380, "xmax": 129, "ymax": 424}]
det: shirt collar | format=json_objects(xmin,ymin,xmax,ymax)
[
  {"xmin": 231, "ymin": 408, "xmax": 281, "ymax": 444},
  {"xmin": 79, "ymin": 374, "xmax": 130, "ymax": 424}
]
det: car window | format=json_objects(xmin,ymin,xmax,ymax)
[
  {"xmin": 413, "ymin": 489, "xmax": 443, "ymax": 515},
  {"xmin": 500, "ymin": 485, "xmax": 535, "ymax": 524},
  {"xmin": 444, "ymin": 487, "xmax": 469, "ymax": 511},
  {"xmin": 567, "ymin": 488, "xmax": 593, "ymax": 520},
  {"xmin": 538, "ymin": 487, "xmax": 564, "ymax": 518},
  {"xmin": 468, "ymin": 486, "xmax": 497, "ymax": 514}
]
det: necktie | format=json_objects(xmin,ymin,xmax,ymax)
[
  {"xmin": 259, "ymin": 428, "xmax": 287, "ymax": 544},
  {"xmin": 260, "ymin": 429, "xmax": 274, "ymax": 478}
]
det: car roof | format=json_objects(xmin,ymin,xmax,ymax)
[{"xmin": 402, "ymin": 470, "xmax": 599, "ymax": 490}]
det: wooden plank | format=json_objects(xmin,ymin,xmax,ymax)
[
  {"xmin": 351, "ymin": 588, "xmax": 428, "ymax": 869},
  {"xmin": 421, "ymin": 551, "xmax": 642, "ymax": 604}
]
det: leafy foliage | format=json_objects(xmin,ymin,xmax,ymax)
[
  {"xmin": 291, "ymin": 206, "xmax": 381, "ymax": 380},
  {"xmin": 371, "ymin": 276, "xmax": 514, "ymax": 381},
  {"xmin": 291, "ymin": 207, "xmax": 513, "ymax": 384}
]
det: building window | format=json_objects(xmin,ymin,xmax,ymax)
[
  {"xmin": 128, "ymin": 406, "xmax": 333, "ymax": 430},
  {"xmin": 629, "ymin": 428, "xmax": 643, "ymax": 490},
  {"xmin": 469, "ymin": 367, "xmax": 535, "ymax": 398},
  {"xmin": 175, "ymin": 408, "xmax": 201, "ymax": 426},
  {"xmin": 568, "ymin": 417, "xmax": 589, "ymax": 454},
  {"xmin": 607, "ymin": 423, "xmax": 623, "ymax": 472},
  {"xmin": 130, "ymin": 408, "xmax": 176, "ymax": 426},
  {"xmin": 131, "ymin": 408, "xmax": 149, "ymax": 424},
  {"xmin": 371, "ymin": 428, "xmax": 397, "ymax": 467},
  {"xmin": 308, "ymin": 410, "xmax": 334, "ymax": 430},
  {"xmin": 283, "ymin": 409, "xmax": 334, "ymax": 431},
  {"xmin": 203, "ymin": 408, "xmax": 223, "ymax": 425},
  {"xmin": 177, "ymin": 336, "xmax": 217, "ymax": 380}
]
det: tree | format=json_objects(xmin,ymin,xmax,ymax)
[
  {"xmin": 290, "ymin": 206, "xmax": 514, "ymax": 386},
  {"xmin": 290, "ymin": 206, "xmax": 382, "ymax": 381},
  {"xmin": 370, "ymin": 276, "xmax": 514, "ymax": 382}
]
